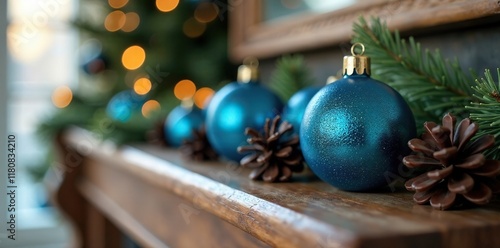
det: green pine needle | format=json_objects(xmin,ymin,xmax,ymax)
[
  {"xmin": 269, "ymin": 55, "xmax": 315, "ymax": 101},
  {"xmin": 37, "ymin": 95, "xmax": 102, "ymax": 141},
  {"xmin": 467, "ymin": 69, "xmax": 500, "ymax": 159},
  {"xmin": 87, "ymin": 109, "xmax": 152, "ymax": 145},
  {"xmin": 352, "ymin": 17, "xmax": 500, "ymax": 159}
]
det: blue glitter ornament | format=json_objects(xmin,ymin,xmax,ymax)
[
  {"xmin": 282, "ymin": 86, "xmax": 321, "ymax": 135},
  {"xmin": 164, "ymin": 101, "xmax": 204, "ymax": 147},
  {"xmin": 300, "ymin": 43, "xmax": 416, "ymax": 191},
  {"xmin": 206, "ymin": 59, "xmax": 283, "ymax": 161},
  {"xmin": 106, "ymin": 90, "xmax": 145, "ymax": 122}
]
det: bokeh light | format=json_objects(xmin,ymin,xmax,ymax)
[
  {"xmin": 194, "ymin": 87, "xmax": 214, "ymax": 109},
  {"xmin": 142, "ymin": 100, "xmax": 161, "ymax": 118},
  {"xmin": 52, "ymin": 86, "xmax": 73, "ymax": 108},
  {"xmin": 104, "ymin": 10, "xmax": 126, "ymax": 32},
  {"xmin": 122, "ymin": 12, "xmax": 140, "ymax": 32},
  {"xmin": 109, "ymin": 0, "xmax": 129, "ymax": 8},
  {"xmin": 194, "ymin": 2, "xmax": 219, "ymax": 23},
  {"xmin": 174, "ymin": 79, "xmax": 196, "ymax": 100},
  {"xmin": 156, "ymin": 0, "xmax": 179, "ymax": 12},
  {"xmin": 133, "ymin": 77, "xmax": 152, "ymax": 95},
  {"xmin": 7, "ymin": 24, "xmax": 52, "ymax": 62},
  {"xmin": 122, "ymin": 45, "xmax": 146, "ymax": 70},
  {"xmin": 183, "ymin": 17, "xmax": 206, "ymax": 38}
]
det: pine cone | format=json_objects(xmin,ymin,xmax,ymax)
[
  {"xmin": 237, "ymin": 115, "xmax": 304, "ymax": 182},
  {"xmin": 146, "ymin": 120, "xmax": 167, "ymax": 146},
  {"xmin": 180, "ymin": 125, "xmax": 218, "ymax": 161},
  {"xmin": 403, "ymin": 113, "xmax": 500, "ymax": 210}
]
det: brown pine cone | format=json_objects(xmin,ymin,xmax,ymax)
[
  {"xmin": 403, "ymin": 113, "xmax": 500, "ymax": 210},
  {"xmin": 146, "ymin": 120, "xmax": 167, "ymax": 146},
  {"xmin": 180, "ymin": 125, "xmax": 218, "ymax": 161},
  {"xmin": 237, "ymin": 115, "xmax": 304, "ymax": 182}
]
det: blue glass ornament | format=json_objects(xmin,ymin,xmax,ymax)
[
  {"xmin": 282, "ymin": 86, "xmax": 321, "ymax": 135},
  {"xmin": 300, "ymin": 43, "xmax": 416, "ymax": 192},
  {"xmin": 205, "ymin": 60, "xmax": 283, "ymax": 161},
  {"xmin": 106, "ymin": 90, "xmax": 145, "ymax": 122},
  {"xmin": 80, "ymin": 39, "xmax": 108, "ymax": 75},
  {"xmin": 164, "ymin": 101, "xmax": 204, "ymax": 147}
]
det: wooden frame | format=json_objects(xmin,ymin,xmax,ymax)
[{"xmin": 229, "ymin": 0, "xmax": 500, "ymax": 61}]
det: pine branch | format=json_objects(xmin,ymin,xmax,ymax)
[
  {"xmin": 269, "ymin": 55, "xmax": 315, "ymax": 101},
  {"xmin": 352, "ymin": 17, "xmax": 477, "ymax": 127},
  {"xmin": 466, "ymin": 69, "xmax": 500, "ymax": 159},
  {"xmin": 352, "ymin": 17, "xmax": 500, "ymax": 159},
  {"xmin": 37, "ymin": 95, "xmax": 102, "ymax": 141},
  {"xmin": 88, "ymin": 109, "xmax": 151, "ymax": 145}
]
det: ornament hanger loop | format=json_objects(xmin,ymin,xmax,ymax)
[
  {"xmin": 351, "ymin": 43, "xmax": 365, "ymax": 56},
  {"xmin": 243, "ymin": 56, "xmax": 259, "ymax": 68},
  {"xmin": 238, "ymin": 57, "xmax": 260, "ymax": 83}
]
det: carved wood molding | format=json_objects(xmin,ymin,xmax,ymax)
[{"xmin": 229, "ymin": 0, "xmax": 500, "ymax": 61}]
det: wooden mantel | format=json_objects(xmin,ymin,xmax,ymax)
[{"xmin": 51, "ymin": 128, "xmax": 500, "ymax": 248}]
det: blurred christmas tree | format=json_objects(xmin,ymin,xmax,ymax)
[
  {"xmin": 38, "ymin": 0, "xmax": 235, "ymax": 143},
  {"xmin": 33, "ymin": 0, "xmax": 235, "ymax": 180}
]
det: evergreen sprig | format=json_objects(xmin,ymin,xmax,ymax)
[
  {"xmin": 352, "ymin": 17, "xmax": 500, "ymax": 159},
  {"xmin": 269, "ymin": 55, "xmax": 315, "ymax": 101},
  {"xmin": 467, "ymin": 69, "xmax": 500, "ymax": 159},
  {"xmin": 87, "ymin": 109, "xmax": 151, "ymax": 145},
  {"xmin": 352, "ymin": 17, "xmax": 476, "ymax": 127},
  {"xmin": 37, "ymin": 95, "xmax": 103, "ymax": 141}
]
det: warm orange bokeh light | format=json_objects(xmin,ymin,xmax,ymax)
[
  {"xmin": 194, "ymin": 2, "xmax": 219, "ymax": 23},
  {"xmin": 122, "ymin": 12, "xmax": 140, "ymax": 32},
  {"xmin": 104, "ymin": 10, "xmax": 126, "ymax": 32},
  {"xmin": 122, "ymin": 45, "xmax": 146, "ymax": 70},
  {"xmin": 142, "ymin": 100, "xmax": 161, "ymax": 118},
  {"xmin": 183, "ymin": 18, "xmax": 206, "ymax": 38},
  {"xmin": 52, "ymin": 86, "xmax": 73, "ymax": 108},
  {"xmin": 194, "ymin": 87, "xmax": 214, "ymax": 109},
  {"xmin": 174, "ymin": 79, "xmax": 196, "ymax": 100},
  {"xmin": 109, "ymin": 0, "xmax": 129, "ymax": 9},
  {"xmin": 156, "ymin": 0, "xmax": 179, "ymax": 12},
  {"xmin": 133, "ymin": 77, "xmax": 152, "ymax": 95}
]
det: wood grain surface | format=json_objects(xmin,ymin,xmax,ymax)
[{"xmin": 57, "ymin": 128, "xmax": 500, "ymax": 248}]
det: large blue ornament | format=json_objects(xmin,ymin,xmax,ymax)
[
  {"xmin": 206, "ymin": 61, "xmax": 283, "ymax": 161},
  {"xmin": 300, "ymin": 43, "xmax": 416, "ymax": 191},
  {"xmin": 282, "ymin": 86, "xmax": 321, "ymax": 135},
  {"xmin": 164, "ymin": 102, "xmax": 204, "ymax": 147},
  {"xmin": 106, "ymin": 90, "xmax": 145, "ymax": 122}
]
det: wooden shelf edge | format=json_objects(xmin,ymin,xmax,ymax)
[
  {"xmin": 77, "ymin": 178, "xmax": 168, "ymax": 248},
  {"xmin": 61, "ymin": 127, "xmax": 359, "ymax": 247},
  {"xmin": 59, "ymin": 127, "xmax": 500, "ymax": 248},
  {"xmin": 119, "ymin": 147, "xmax": 358, "ymax": 247}
]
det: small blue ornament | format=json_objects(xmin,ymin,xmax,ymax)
[
  {"xmin": 106, "ymin": 90, "xmax": 145, "ymax": 122},
  {"xmin": 205, "ymin": 59, "xmax": 283, "ymax": 161},
  {"xmin": 80, "ymin": 39, "xmax": 108, "ymax": 75},
  {"xmin": 282, "ymin": 86, "xmax": 321, "ymax": 134},
  {"xmin": 300, "ymin": 43, "xmax": 416, "ymax": 191},
  {"xmin": 164, "ymin": 101, "xmax": 204, "ymax": 147}
]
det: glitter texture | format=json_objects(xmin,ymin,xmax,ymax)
[{"xmin": 300, "ymin": 74, "xmax": 416, "ymax": 191}]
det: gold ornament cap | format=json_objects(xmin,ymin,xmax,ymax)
[
  {"xmin": 181, "ymin": 98, "xmax": 194, "ymax": 110},
  {"xmin": 343, "ymin": 43, "xmax": 371, "ymax": 76},
  {"xmin": 237, "ymin": 57, "xmax": 259, "ymax": 83}
]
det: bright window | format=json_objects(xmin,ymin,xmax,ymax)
[{"xmin": 4, "ymin": 0, "xmax": 78, "ymax": 245}]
